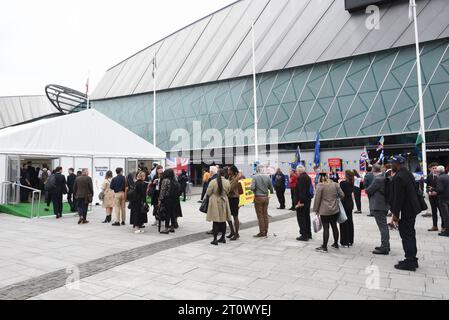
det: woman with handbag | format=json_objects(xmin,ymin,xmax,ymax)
[
  {"xmin": 227, "ymin": 165, "xmax": 242, "ymax": 241},
  {"xmin": 129, "ymin": 171, "xmax": 148, "ymax": 234},
  {"xmin": 150, "ymin": 165, "xmax": 164, "ymax": 226},
  {"xmin": 340, "ymin": 170, "xmax": 355, "ymax": 248},
  {"xmin": 207, "ymin": 168, "xmax": 232, "ymax": 245},
  {"xmin": 313, "ymin": 170, "xmax": 345, "ymax": 253},
  {"xmin": 101, "ymin": 171, "xmax": 115, "ymax": 223}
]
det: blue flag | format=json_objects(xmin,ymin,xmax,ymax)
[
  {"xmin": 314, "ymin": 132, "xmax": 320, "ymax": 166},
  {"xmin": 292, "ymin": 146, "xmax": 301, "ymax": 169}
]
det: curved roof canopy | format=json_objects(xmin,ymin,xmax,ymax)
[{"xmin": 91, "ymin": 0, "xmax": 449, "ymax": 100}]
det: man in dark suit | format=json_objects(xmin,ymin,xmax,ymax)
[
  {"xmin": 295, "ymin": 166, "xmax": 313, "ymax": 241},
  {"xmin": 390, "ymin": 156, "xmax": 422, "ymax": 271},
  {"xmin": 366, "ymin": 164, "xmax": 390, "ymax": 255},
  {"xmin": 73, "ymin": 169, "xmax": 94, "ymax": 224},
  {"xmin": 66, "ymin": 168, "xmax": 77, "ymax": 212},
  {"xmin": 436, "ymin": 165, "xmax": 449, "ymax": 237},
  {"xmin": 426, "ymin": 163, "xmax": 441, "ymax": 232},
  {"xmin": 50, "ymin": 167, "xmax": 67, "ymax": 219}
]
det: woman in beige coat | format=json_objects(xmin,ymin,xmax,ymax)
[
  {"xmin": 206, "ymin": 168, "xmax": 231, "ymax": 245},
  {"xmin": 313, "ymin": 170, "xmax": 345, "ymax": 253},
  {"xmin": 101, "ymin": 171, "xmax": 115, "ymax": 223}
]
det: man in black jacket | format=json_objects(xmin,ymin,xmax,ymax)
[
  {"xmin": 295, "ymin": 166, "xmax": 313, "ymax": 241},
  {"xmin": 273, "ymin": 169, "xmax": 286, "ymax": 210},
  {"xmin": 436, "ymin": 166, "xmax": 449, "ymax": 237},
  {"xmin": 49, "ymin": 167, "xmax": 68, "ymax": 219},
  {"xmin": 426, "ymin": 163, "xmax": 441, "ymax": 231},
  {"xmin": 66, "ymin": 168, "xmax": 77, "ymax": 212},
  {"xmin": 390, "ymin": 156, "xmax": 421, "ymax": 271}
]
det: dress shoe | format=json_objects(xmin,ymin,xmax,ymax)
[
  {"xmin": 82, "ymin": 220, "xmax": 89, "ymax": 224},
  {"xmin": 331, "ymin": 243, "xmax": 339, "ymax": 249},
  {"xmin": 394, "ymin": 263, "xmax": 416, "ymax": 271},
  {"xmin": 78, "ymin": 218, "xmax": 83, "ymax": 225},
  {"xmin": 230, "ymin": 234, "xmax": 240, "ymax": 241},
  {"xmin": 373, "ymin": 248, "xmax": 389, "ymax": 255},
  {"xmin": 112, "ymin": 222, "xmax": 121, "ymax": 226},
  {"xmin": 296, "ymin": 236, "xmax": 309, "ymax": 242},
  {"xmin": 397, "ymin": 259, "xmax": 419, "ymax": 269},
  {"xmin": 428, "ymin": 227, "xmax": 439, "ymax": 232},
  {"xmin": 438, "ymin": 232, "xmax": 449, "ymax": 237},
  {"xmin": 218, "ymin": 238, "xmax": 226, "ymax": 244},
  {"xmin": 277, "ymin": 207, "xmax": 285, "ymax": 210},
  {"xmin": 375, "ymin": 247, "xmax": 390, "ymax": 252},
  {"xmin": 226, "ymin": 233, "xmax": 236, "ymax": 239},
  {"xmin": 354, "ymin": 211, "xmax": 362, "ymax": 214},
  {"xmin": 160, "ymin": 229, "xmax": 170, "ymax": 234},
  {"xmin": 253, "ymin": 233, "xmax": 265, "ymax": 238},
  {"xmin": 210, "ymin": 240, "xmax": 218, "ymax": 246},
  {"xmin": 121, "ymin": 222, "xmax": 125, "ymax": 226}
]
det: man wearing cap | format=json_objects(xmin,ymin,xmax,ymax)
[{"xmin": 390, "ymin": 156, "xmax": 421, "ymax": 271}]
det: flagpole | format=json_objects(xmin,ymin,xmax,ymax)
[
  {"xmin": 153, "ymin": 50, "xmax": 157, "ymax": 147},
  {"xmin": 252, "ymin": 20, "xmax": 258, "ymax": 164},
  {"xmin": 411, "ymin": 0, "xmax": 428, "ymax": 178},
  {"xmin": 87, "ymin": 70, "xmax": 90, "ymax": 109}
]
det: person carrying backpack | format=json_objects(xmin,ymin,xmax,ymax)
[
  {"xmin": 366, "ymin": 164, "xmax": 390, "ymax": 255},
  {"xmin": 295, "ymin": 166, "xmax": 313, "ymax": 241},
  {"xmin": 159, "ymin": 169, "xmax": 180, "ymax": 234}
]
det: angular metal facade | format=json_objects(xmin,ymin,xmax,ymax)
[
  {"xmin": 91, "ymin": 0, "xmax": 449, "ymax": 100},
  {"xmin": 93, "ymin": 39, "xmax": 449, "ymax": 151},
  {"xmin": 0, "ymin": 95, "xmax": 57, "ymax": 129}
]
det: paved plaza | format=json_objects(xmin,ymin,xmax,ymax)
[{"xmin": 0, "ymin": 190, "xmax": 448, "ymax": 300}]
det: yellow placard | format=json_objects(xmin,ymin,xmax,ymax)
[{"xmin": 239, "ymin": 178, "xmax": 254, "ymax": 206}]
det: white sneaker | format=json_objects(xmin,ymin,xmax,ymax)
[{"xmin": 134, "ymin": 230, "xmax": 144, "ymax": 234}]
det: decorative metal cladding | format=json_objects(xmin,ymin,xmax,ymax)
[
  {"xmin": 45, "ymin": 85, "xmax": 88, "ymax": 114},
  {"xmin": 94, "ymin": 39, "xmax": 449, "ymax": 152}
]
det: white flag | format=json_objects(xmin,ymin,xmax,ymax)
[{"xmin": 409, "ymin": 0, "xmax": 414, "ymax": 21}]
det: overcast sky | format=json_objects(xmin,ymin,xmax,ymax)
[{"xmin": 0, "ymin": 0, "xmax": 235, "ymax": 97}]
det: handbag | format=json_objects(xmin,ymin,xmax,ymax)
[
  {"xmin": 335, "ymin": 184, "xmax": 348, "ymax": 224},
  {"xmin": 238, "ymin": 182, "xmax": 244, "ymax": 195},
  {"xmin": 199, "ymin": 196, "xmax": 209, "ymax": 213},
  {"xmin": 313, "ymin": 215, "xmax": 322, "ymax": 233},
  {"xmin": 141, "ymin": 203, "xmax": 149, "ymax": 214},
  {"xmin": 98, "ymin": 191, "xmax": 105, "ymax": 201}
]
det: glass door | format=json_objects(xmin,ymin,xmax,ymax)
[
  {"xmin": 7, "ymin": 155, "xmax": 20, "ymax": 203},
  {"xmin": 126, "ymin": 159, "xmax": 138, "ymax": 176}
]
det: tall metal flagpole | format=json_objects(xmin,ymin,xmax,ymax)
[
  {"xmin": 411, "ymin": 0, "xmax": 428, "ymax": 178},
  {"xmin": 86, "ymin": 70, "xmax": 90, "ymax": 109},
  {"xmin": 153, "ymin": 50, "xmax": 157, "ymax": 147},
  {"xmin": 252, "ymin": 20, "xmax": 259, "ymax": 164}
]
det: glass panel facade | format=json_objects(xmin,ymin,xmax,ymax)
[{"xmin": 94, "ymin": 39, "xmax": 449, "ymax": 152}]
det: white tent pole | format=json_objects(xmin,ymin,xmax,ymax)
[
  {"xmin": 252, "ymin": 20, "xmax": 258, "ymax": 164},
  {"xmin": 153, "ymin": 50, "xmax": 157, "ymax": 147},
  {"xmin": 411, "ymin": 0, "xmax": 428, "ymax": 179}
]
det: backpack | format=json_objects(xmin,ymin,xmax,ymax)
[
  {"xmin": 127, "ymin": 184, "xmax": 136, "ymax": 202},
  {"xmin": 41, "ymin": 169, "xmax": 49, "ymax": 184},
  {"xmin": 45, "ymin": 174, "xmax": 57, "ymax": 192},
  {"xmin": 308, "ymin": 183, "xmax": 315, "ymax": 199},
  {"xmin": 170, "ymin": 179, "xmax": 181, "ymax": 198}
]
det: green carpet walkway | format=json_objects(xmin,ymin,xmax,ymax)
[{"xmin": 0, "ymin": 202, "xmax": 73, "ymax": 219}]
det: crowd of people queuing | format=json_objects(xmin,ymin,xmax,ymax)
[{"xmin": 17, "ymin": 157, "xmax": 449, "ymax": 272}]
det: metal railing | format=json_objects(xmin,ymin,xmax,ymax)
[{"xmin": 1, "ymin": 182, "xmax": 42, "ymax": 218}]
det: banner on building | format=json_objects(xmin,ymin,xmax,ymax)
[{"xmin": 166, "ymin": 157, "xmax": 189, "ymax": 176}]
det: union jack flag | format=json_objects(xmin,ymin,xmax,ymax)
[{"xmin": 166, "ymin": 157, "xmax": 189, "ymax": 176}]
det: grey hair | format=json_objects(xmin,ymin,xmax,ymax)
[
  {"xmin": 296, "ymin": 165, "xmax": 306, "ymax": 173},
  {"xmin": 437, "ymin": 166, "xmax": 446, "ymax": 174},
  {"xmin": 372, "ymin": 164, "xmax": 382, "ymax": 173},
  {"xmin": 209, "ymin": 166, "xmax": 218, "ymax": 175}
]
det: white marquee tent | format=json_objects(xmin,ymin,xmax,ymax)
[{"xmin": 0, "ymin": 109, "xmax": 166, "ymax": 202}]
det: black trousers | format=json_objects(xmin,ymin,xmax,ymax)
[
  {"xmin": 290, "ymin": 187, "xmax": 297, "ymax": 209},
  {"xmin": 276, "ymin": 188, "xmax": 286, "ymax": 208},
  {"xmin": 340, "ymin": 209, "xmax": 354, "ymax": 246},
  {"xmin": 201, "ymin": 183, "xmax": 208, "ymax": 200},
  {"xmin": 67, "ymin": 192, "xmax": 75, "ymax": 211},
  {"xmin": 429, "ymin": 196, "xmax": 441, "ymax": 228},
  {"xmin": 51, "ymin": 193, "xmax": 63, "ymax": 216},
  {"xmin": 296, "ymin": 200, "xmax": 312, "ymax": 238},
  {"xmin": 77, "ymin": 198, "xmax": 88, "ymax": 219},
  {"xmin": 212, "ymin": 222, "xmax": 226, "ymax": 239},
  {"xmin": 398, "ymin": 216, "xmax": 418, "ymax": 262},
  {"xmin": 181, "ymin": 186, "xmax": 186, "ymax": 201},
  {"xmin": 354, "ymin": 187, "xmax": 362, "ymax": 212}
]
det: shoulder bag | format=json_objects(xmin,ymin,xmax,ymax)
[{"xmin": 335, "ymin": 184, "xmax": 348, "ymax": 224}]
